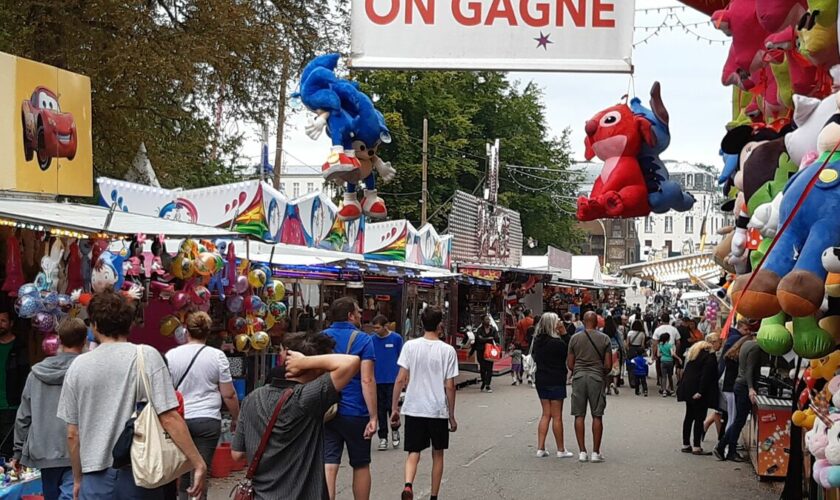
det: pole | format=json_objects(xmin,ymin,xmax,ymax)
[
  {"xmin": 260, "ymin": 124, "xmax": 268, "ymax": 184},
  {"xmin": 596, "ymin": 219, "xmax": 607, "ymax": 268},
  {"xmin": 421, "ymin": 117, "xmax": 428, "ymax": 226}
]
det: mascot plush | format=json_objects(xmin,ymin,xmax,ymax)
[
  {"xmin": 756, "ymin": 0, "xmax": 807, "ymax": 33},
  {"xmin": 630, "ymin": 82, "xmax": 695, "ymax": 213},
  {"xmin": 296, "ymin": 54, "xmax": 394, "ymax": 220},
  {"xmin": 798, "ymin": 0, "xmax": 840, "ymax": 66},
  {"xmin": 577, "ymin": 102, "xmax": 653, "ymax": 221},
  {"xmin": 714, "ymin": 0, "xmax": 771, "ymax": 89}
]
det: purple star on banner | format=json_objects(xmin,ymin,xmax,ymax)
[{"xmin": 534, "ymin": 31, "xmax": 553, "ymax": 50}]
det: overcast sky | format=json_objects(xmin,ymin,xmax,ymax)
[{"xmin": 241, "ymin": 0, "xmax": 730, "ymax": 169}]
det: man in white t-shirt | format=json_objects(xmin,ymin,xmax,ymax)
[
  {"xmin": 651, "ymin": 315, "xmax": 678, "ymax": 390},
  {"xmin": 391, "ymin": 306, "xmax": 458, "ymax": 500}
]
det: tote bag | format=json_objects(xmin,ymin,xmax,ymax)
[
  {"xmin": 483, "ymin": 342, "xmax": 502, "ymax": 362},
  {"xmin": 131, "ymin": 345, "xmax": 193, "ymax": 489}
]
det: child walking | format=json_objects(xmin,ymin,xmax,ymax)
[
  {"xmin": 658, "ymin": 333, "xmax": 678, "ymax": 397},
  {"xmin": 509, "ymin": 344, "xmax": 524, "ymax": 385},
  {"xmin": 631, "ymin": 353, "xmax": 649, "ymax": 397}
]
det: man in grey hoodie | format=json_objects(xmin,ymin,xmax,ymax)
[{"xmin": 12, "ymin": 318, "xmax": 86, "ymax": 500}]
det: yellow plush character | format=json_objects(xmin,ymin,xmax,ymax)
[
  {"xmin": 810, "ymin": 350, "xmax": 840, "ymax": 380},
  {"xmin": 794, "ymin": 408, "xmax": 818, "ymax": 430}
]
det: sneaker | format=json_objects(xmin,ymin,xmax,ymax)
[
  {"xmin": 536, "ymin": 449, "xmax": 550, "ymax": 458},
  {"xmin": 402, "ymin": 486, "xmax": 414, "ymax": 500},
  {"xmin": 378, "ymin": 438, "xmax": 388, "ymax": 451},
  {"xmin": 644, "ymin": 392, "xmax": 648, "ymax": 397},
  {"xmin": 590, "ymin": 452, "xmax": 605, "ymax": 463},
  {"xmin": 512, "ymin": 380, "xmax": 518, "ymax": 386},
  {"xmin": 557, "ymin": 450, "xmax": 575, "ymax": 458},
  {"xmin": 613, "ymin": 385, "xmax": 620, "ymax": 395},
  {"xmin": 729, "ymin": 453, "xmax": 747, "ymax": 463},
  {"xmin": 661, "ymin": 393, "xmax": 667, "ymax": 398},
  {"xmin": 713, "ymin": 448, "xmax": 725, "ymax": 461},
  {"xmin": 392, "ymin": 430, "xmax": 400, "ymax": 449},
  {"xmin": 486, "ymin": 387, "xmax": 493, "ymax": 393},
  {"xmin": 579, "ymin": 452, "xmax": 589, "ymax": 462}
]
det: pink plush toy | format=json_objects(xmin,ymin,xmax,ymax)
[{"xmin": 713, "ymin": 0, "xmax": 772, "ymax": 89}]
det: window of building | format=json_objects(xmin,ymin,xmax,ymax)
[
  {"xmin": 665, "ymin": 240, "xmax": 673, "ymax": 255},
  {"xmin": 685, "ymin": 216, "xmax": 694, "ymax": 233},
  {"xmin": 307, "ymin": 182, "xmax": 314, "ymax": 193},
  {"xmin": 644, "ymin": 239, "xmax": 652, "ymax": 248},
  {"xmin": 293, "ymin": 183, "xmax": 300, "ymax": 197},
  {"xmin": 686, "ymin": 174, "xmax": 694, "ymax": 188},
  {"xmin": 665, "ymin": 216, "xmax": 673, "ymax": 233},
  {"xmin": 612, "ymin": 221, "xmax": 623, "ymax": 238},
  {"xmin": 644, "ymin": 217, "xmax": 653, "ymax": 233}
]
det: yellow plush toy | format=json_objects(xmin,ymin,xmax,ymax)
[
  {"xmin": 810, "ymin": 350, "xmax": 840, "ymax": 380},
  {"xmin": 794, "ymin": 407, "xmax": 818, "ymax": 430}
]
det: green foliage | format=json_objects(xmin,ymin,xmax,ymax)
[
  {"xmin": 355, "ymin": 71, "xmax": 581, "ymax": 252},
  {"xmin": 0, "ymin": 0, "xmax": 336, "ymax": 190}
]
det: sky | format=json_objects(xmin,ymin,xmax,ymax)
[{"xmin": 241, "ymin": 0, "xmax": 732, "ymax": 169}]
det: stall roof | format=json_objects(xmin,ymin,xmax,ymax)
[
  {"xmin": 619, "ymin": 252, "xmax": 718, "ymax": 283},
  {"xmin": 0, "ymin": 199, "xmax": 238, "ymax": 238}
]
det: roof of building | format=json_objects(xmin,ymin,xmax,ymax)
[{"xmin": 281, "ymin": 164, "xmax": 324, "ymax": 177}]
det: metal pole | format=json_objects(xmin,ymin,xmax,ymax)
[
  {"xmin": 596, "ymin": 219, "xmax": 607, "ymax": 267},
  {"xmin": 421, "ymin": 118, "xmax": 428, "ymax": 226}
]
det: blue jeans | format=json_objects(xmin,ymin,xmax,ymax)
[
  {"xmin": 80, "ymin": 467, "xmax": 166, "ymax": 499},
  {"xmin": 41, "ymin": 466, "xmax": 73, "ymax": 500},
  {"xmin": 718, "ymin": 382, "xmax": 751, "ymax": 458}
]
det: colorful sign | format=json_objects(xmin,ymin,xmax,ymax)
[
  {"xmin": 365, "ymin": 220, "xmax": 408, "ymax": 261},
  {"xmin": 0, "ymin": 52, "xmax": 93, "ymax": 196},
  {"xmin": 350, "ymin": 0, "xmax": 635, "ymax": 72}
]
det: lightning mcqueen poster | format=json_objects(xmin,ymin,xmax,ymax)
[{"xmin": 350, "ymin": 0, "xmax": 635, "ymax": 72}]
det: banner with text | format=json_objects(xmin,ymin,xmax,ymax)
[{"xmin": 350, "ymin": 0, "xmax": 635, "ymax": 72}]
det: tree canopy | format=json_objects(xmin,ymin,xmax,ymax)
[{"xmin": 354, "ymin": 70, "xmax": 582, "ymax": 253}]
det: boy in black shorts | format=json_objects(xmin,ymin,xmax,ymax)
[{"xmin": 391, "ymin": 306, "xmax": 458, "ymax": 500}]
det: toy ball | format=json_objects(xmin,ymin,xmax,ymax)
[
  {"xmin": 33, "ymin": 311, "xmax": 56, "ymax": 333},
  {"xmin": 172, "ymin": 291, "xmax": 190, "ymax": 310},
  {"xmin": 41, "ymin": 334, "xmax": 60, "ymax": 356},
  {"xmin": 15, "ymin": 295, "xmax": 42, "ymax": 319},
  {"xmin": 230, "ymin": 316, "xmax": 248, "ymax": 333},
  {"xmin": 248, "ymin": 269, "xmax": 267, "ymax": 289},
  {"xmin": 269, "ymin": 301, "xmax": 288, "ymax": 319},
  {"xmin": 252, "ymin": 317, "xmax": 267, "ymax": 332},
  {"xmin": 265, "ymin": 281, "xmax": 286, "ymax": 301},
  {"xmin": 194, "ymin": 253, "xmax": 218, "ymax": 276},
  {"xmin": 174, "ymin": 325, "xmax": 189, "ymax": 345},
  {"xmin": 254, "ymin": 303, "xmax": 268, "ymax": 318},
  {"xmin": 56, "ymin": 294, "xmax": 72, "ymax": 310},
  {"xmin": 265, "ymin": 313, "xmax": 276, "ymax": 330},
  {"xmin": 251, "ymin": 331, "xmax": 270, "ymax": 350},
  {"xmin": 42, "ymin": 292, "xmax": 59, "ymax": 311},
  {"xmin": 191, "ymin": 285, "xmax": 211, "ymax": 305},
  {"xmin": 234, "ymin": 275, "xmax": 249, "ymax": 294},
  {"xmin": 226, "ymin": 295, "xmax": 244, "ymax": 313},
  {"xmin": 18, "ymin": 284, "xmax": 39, "ymax": 298},
  {"xmin": 160, "ymin": 315, "xmax": 181, "ymax": 337},
  {"xmin": 234, "ymin": 333, "xmax": 251, "ymax": 352}
]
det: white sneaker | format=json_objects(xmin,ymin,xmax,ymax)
[
  {"xmin": 378, "ymin": 438, "xmax": 388, "ymax": 451},
  {"xmin": 557, "ymin": 450, "xmax": 574, "ymax": 458},
  {"xmin": 486, "ymin": 387, "xmax": 493, "ymax": 393},
  {"xmin": 536, "ymin": 449, "xmax": 550, "ymax": 458},
  {"xmin": 579, "ymin": 452, "xmax": 589, "ymax": 462},
  {"xmin": 591, "ymin": 452, "xmax": 605, "ymax": 463}
]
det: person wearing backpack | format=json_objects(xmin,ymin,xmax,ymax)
[
  {"xmin": 166, "ymin": 311, "xmax": 240, "ymax": 500},
  {"xmin": 231, "ymin": 330, "xmax": 360, "ymax": 499},
  {"xmin": 322, "ymin": 297, "xmax": 377, "ymax": 500}
]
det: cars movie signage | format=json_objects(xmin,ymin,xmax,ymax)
[
  {"xmin": 0, "ymin": 52, "xmax": 92, "ymax": 196},
  {"xmin": 350, "ymin": 0, "xmax": 635, "ymax": 72}
]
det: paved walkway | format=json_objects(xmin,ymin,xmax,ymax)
[{"xmin": 209, "ymin": 376, "xmax": 780, "ymax": 499}]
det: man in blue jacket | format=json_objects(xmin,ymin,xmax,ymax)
[{"xmin": 323, "ymin": 297, "xmax": 377, "ymax": 500}]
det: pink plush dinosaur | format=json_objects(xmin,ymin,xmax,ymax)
[{"xmin": 713, "ymin": 0, "xmax": 772, "ymax": 89}]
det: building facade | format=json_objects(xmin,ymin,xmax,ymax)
[{"xmin": 276, "ymin": 164, "xmax": 336, "ymax": 199}]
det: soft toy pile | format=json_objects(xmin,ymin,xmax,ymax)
[
  {"xmin": 295, "ymin": 54, "xmax": 396, "ymax": 221},
  {"xmin": 577, "ymin": 83, "xmax": 695, "ymax": 221}
]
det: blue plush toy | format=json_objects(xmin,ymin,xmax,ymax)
[
  {"xmin": 630, "ymin": 82, "xmax": 695, "ymax": 214},
  {"xmin": 295, "ymin": 54, "xmax": 395, "ymax": 220}
]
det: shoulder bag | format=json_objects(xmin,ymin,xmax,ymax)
[
  {"xmin": 323, "ymin": 330, "xmax": 360, "ymax": 422},
  {"xmin": 230, "ymin": 389, "xmax": 293, "ymax": 500},
  {"xmin": 583, "ymin": 331, "xmax": 608, "ymax": 376},
  {"xmin": 175, "ymin": 345, "xmax": 208, "ymax": 389},
  {"xmin": 131, "ymin": 345, "xmax": 193, "ymax": 489}
]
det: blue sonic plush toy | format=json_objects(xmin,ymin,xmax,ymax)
[
  {"xmin": 296, "ymin": 54, "xmax": 395, "ymax": 220},
  {"xmin": 630, "ymin": 82, "xmax": 695, "ymax": 213}
]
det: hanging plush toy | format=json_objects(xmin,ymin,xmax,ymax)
[
  {"xmin": 630, "ymin": 82, "xmax": 695, "ymax": 214},
  {"xmin": 756, "ymin": 0, "xmax": 807, "ymax": 33},
  {"xmin": 713, "ymin": 0, "xmax": 771, "ymax": 89},
  {"xmin": 35, "ymin": 240, "xmax": 64, "ymax": 293},
  {"xmin": 295, "ymin": 54, "xmax": 395, "ymax": 220},
  {"xmin": 798, "ymin": 0, "xmax": 840, "ymax": 67},
  {"xmin": 577, "ymin": 102, "xmax": 654, "ymax": 221},
  {"xmin": 91, "ymin": 251, "xmax": 125, "ymax": 294},
  {"xmin": 785, "ymin": 71, "xmax": 840, "ymax": 168}
]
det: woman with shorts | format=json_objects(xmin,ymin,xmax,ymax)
[{"xmin": 531, "ymin": 313, "xmax": 574, "ymax": 458}]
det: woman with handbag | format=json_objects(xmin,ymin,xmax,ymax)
[
  {"xmin": 231, "ymin": 331, "xmax": 360, "ymax": 499},
  {"xmin": 531, "ymin": 313, "xmax": 574, "ymax": 459},
  {"xmin": 469, "ymin": 315, "xmax": 500, "ymax": 393},
  {"xmin": 166, "ymin": 311, "xmax": 240, "ymax": 500}
]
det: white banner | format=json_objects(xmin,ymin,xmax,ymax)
[{"xmin": 350, "ymin": 0, "xmax": 635, "ymax": 72}]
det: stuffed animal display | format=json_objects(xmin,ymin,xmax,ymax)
[
  {"xmin": 577, "ymin": 83, "xmax": 695, "ymax": 221},
  {"xmin": 295, "ymin": 54, "xmax": 395, "ymax": 221}
]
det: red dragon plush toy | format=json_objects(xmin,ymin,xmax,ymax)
[{"xmin": 577, "ymin": 103, "xmax": 655, "ymax": 221}]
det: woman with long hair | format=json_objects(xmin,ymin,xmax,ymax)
[
  {"xmin": 531, "ymin": 313, "xmax": 574, "ymax": 458},
  {"xmin": 603, "ymin": 316, "xmax": 623, "ymax": 395},
  {"xmin": 677, "ymin": 340, "xmax": 719, "ymax": 455}
]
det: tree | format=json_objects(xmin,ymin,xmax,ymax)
[
  {"xmin": 353, "ymin": 71, "xmax": 582, "ymax": 252},
  {"xmin": 0, "ymin": 0, "xmax": 339, "ymax": 191}
]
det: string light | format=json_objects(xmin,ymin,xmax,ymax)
[{"xmin": 633, "ymin": 12, "xmax": 729, "ymax": 47}]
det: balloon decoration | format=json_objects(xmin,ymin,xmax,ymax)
[
  {"xmin": 41, "ymin": 334, "xmax": 60, "ymax": 357},
  {"xmin": 160, "ymin": 315, "xmax": 181, "ymax": 337}
]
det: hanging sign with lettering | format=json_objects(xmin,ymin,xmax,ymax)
[{"xmin": 350, "ymin": 0, "xmax": 635, "ymax": 73}]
